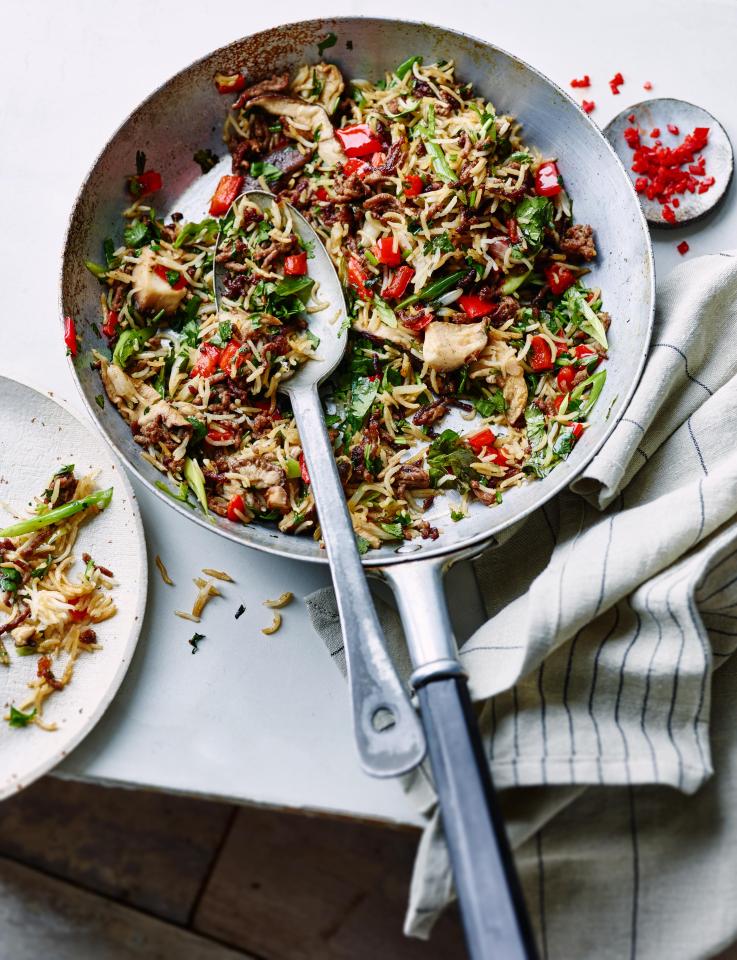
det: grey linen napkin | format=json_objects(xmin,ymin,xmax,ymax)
[{"xmin": 305, "ymin": 252, "xmax": 737, "ymax": 959}]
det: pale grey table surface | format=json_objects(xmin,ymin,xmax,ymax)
[{"xmin": 1, "ymin": 0, "xmax": 734, "ymax": 825}]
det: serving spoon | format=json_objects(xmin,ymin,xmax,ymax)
[{"xmin": 214, "ymin": 189, "xmax": 426, "ymax": 778}]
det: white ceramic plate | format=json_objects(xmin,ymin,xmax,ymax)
[{"xmin": 0, "ymin": 377, "xmax": 147, "ymax": 799}]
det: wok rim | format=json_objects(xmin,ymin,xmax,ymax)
[{"xmin": 60, "ymin": 14, "xmax": 656, "ymax": 569}]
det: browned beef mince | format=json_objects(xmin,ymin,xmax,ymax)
[
  {"xmin": 395, "ymin": 465, "xmax": 430, "ymax": 489},
  {"xmin": 560, "ymin": 224, "xmax": 597, "ymax": 261},
  {"xmin": 492, "ymin": 296, "xmax": 520, "ymax": 326}
]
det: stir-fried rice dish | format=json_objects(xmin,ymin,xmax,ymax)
[
  {"xmin": 84, "ymin": 57, "xmax": 609, "ymax": 551},
  {"xmin": 0, "ymin": 468, "xmax": 115, "ymax": 730}
]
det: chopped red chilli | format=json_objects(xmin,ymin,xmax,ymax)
[
  {"xmin": 643, "ymin": 81, "xmax": 653, "ymax": 90},
  {"xmin": 677, "ymin": 241, "xmax": 690, "ymax": 255},
  {"xmin": 667, "ymin": 124, "xmax": 680, "ymax": 136},
  {"xmin": 570, "ymin": 75, "xmax": 591, "ymax": 88},
  {"xmin": 609, "ymin": 72, "xmax": 624, "ymax": 95},
  {"xmin": 582, "ymin": 100, "xmax": 596, "ymax": 114},
  {"xmin": 623, "ymin": 123, "xmax": 713, "ymax": 223}
]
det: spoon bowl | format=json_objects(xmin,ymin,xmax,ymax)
[{"xmin": 214, "ymin": 189, "xmax": 348, "ymax": 386}]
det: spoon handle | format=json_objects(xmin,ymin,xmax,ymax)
[{"xmin": 289, "ymin": 383, "xmax": 426, "ymax": 777}]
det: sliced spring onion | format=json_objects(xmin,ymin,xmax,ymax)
[
  {"xmin": 395, "ymin": 55, "xmax": 422, "ymax": 80},
  {"xmin": 184, "ymin": 458, "xmax": 208, "ymax": 515},
  {"xmin": 437, "ymin": 288, "xmax": 463, "ymax": 306},
  {"xmin": 397, "ymin": 270, "xmax": 467, "ymax": 309},
  {"xmin": 285, "ymin": 458, "xmax": 301, "ymax": 479},
  {"xmin": 374, "ymin": 296, "xmax": 397, "ymax": 328},
  {"xmin": 500, "ymin": 269, "xmax": 532, "ymax": 295},
  {"xmin": 570, "ymin": 369, "xmax": 607, "ymax": 414},
  {"xmin": 0, "ymin": 488, "xmax": 113, "ymax": 538}
]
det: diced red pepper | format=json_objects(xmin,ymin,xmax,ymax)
[
  {"xmin": 374, "ymin": 237, "xmax": 402, "ymax": 266},
  {"xmin": 383, "ymin": 265, "xmax": 415, "ymax": 301},
  {"xmin": 64, "ymin": 316, "xmax": 78, "ymax": 357},
  {"xmin": 677, "ymin": 241, "xmax": 690, "ymax": 255},
  {"xmin": 403, "ymin": 174, "xmax": 425, "ymax": 197},
  {"xmin": 535, "ymin": 161, "xmax": 562, "ymax": 197},
  {"xmin": 215, "ymin": 72, "xmax": 246, "ymax": 95},
  {"xmin": 68, "ymin": 597, "xmax": 87, "ymax": 622},
  {"xmin": 343, "ymin": 157, "xmax": 371, "ymax": 178},
  {"xmin": 529, "ymin": 335, "xmax": 554, "ymax": 371},
  {"xmin": 219, "ymin": 340, "xmax": 247, "ymax": 375},
  {"xmin": 574, "ymin": 344, "xmax": 599, "ymax": 365},
  {"xmin": 102, "ymin": 311, "xmax": 119, "ymax": 340},
  {"xmin": 284, "ymin": 252, "xmax": 308, "ymax": 276},
  {"xmin": 468, "ymin": 428, "xmax": 496, "ymax": 454},
  {"xmin": 335, "ymin": 123, "xmax": 383, "ymax": 158},
  {"xmin": 128, "ymin": 170, "xmax": 162, "ymax": 198},
  {"xmin": 581, "ymin": 100, "xmax": 596, "ymax": 114},
  {"xmin": 191, "ymin": 343, "xmax": 222, "ymax": 378},
  {"xmin": 507, "ymin": 218, "xmax": 519, "ymax": 243},
  {"xmin": 667, "ymin": 124, "xmax": 680, "ymax": 136},
  {"xmin": 401, "ymin": 311, "xmax": 433, "ymax": 332},
  {"xmin": 672, "ymin": 198, "xmax": 680, "ymax": 208},
  {"xmin": 209, "ymin": 174, "xmax": 244, "ymax": 216},
  {"xmin": 458, "ymin": 294, "xmax": 496, "ymax": 319},
  {"xmin": 570, "ymin": 75, "xmax": 591, "ymax": 88},
  {"xmin": 556, "ymin": 366, "xmax": 575, "ymax": 392},
  {"xmin": 207, "ymin": 424, "xmax": 237, "ymax": 444},
  {"xmin": 153, "ymin": 265, "xmax": 187, "ymax": 290},
  {"xmin": 545, "ymin": 263, "xmax": 576, "ymax": 296},
  {"xmin": 299, "ymin": 453, "xmax": 310, "ymax": 485},
  {"xmin": 315, "ymin": 186, "xmax": 329, "ymax": 201},
  {"xmin": 347, "ymin": 257, "xmax": 373, "ymax": 300},
  {"xmin": 572, "ymin": 423, "xmax": 584, "ymax": 440},
  {"xmin": 227, "ymin": 494, "xmax": 246, "ymax": 522}
]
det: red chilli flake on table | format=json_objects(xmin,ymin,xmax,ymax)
[
  {"xmin": 609, "ymin": 72, "xmax": 624, "ymax": 95},
  {"xmin": 623, "ymin": 123, "xmax": 713, "ymax": 224},
  {"xmin": 677, "ymin": 241, "xmax": 690, "ymax": 255},
  {"xmin": 582, "ymin": 100, "xmax": 596, "ymax": 114},
  {"xmin": 570, "ymin": 75, "xmax": 591, "ymax": 88}
]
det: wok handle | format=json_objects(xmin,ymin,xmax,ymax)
[
  {"xmin": 417, "ymin": 674, "xmax": 538, "ymax": 960},
  {"xmin": 379, "ymin": 557, "xmax": 538, "ymax": 960},
  {"xmin": 289, "ymin": 383, "xmax": 426, "ymax": 778}
]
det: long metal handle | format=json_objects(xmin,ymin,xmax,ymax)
[
  {"xmin": 289, "ymin": 382, "xmax": 425, "ymax": 777},
  {"xmin": 382, "ymin": 558, "xmax": 538, "ymax": 960}
]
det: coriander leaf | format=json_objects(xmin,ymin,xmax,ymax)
[
  {"xmin": 380, "ymin": 522, "xmax": 404, "ymax": 539},
  {"xmin": 211, "ymin": 320, "xmax": 233, "ymax": 347},
  {"xmin": 8, "ymin": 705, "xmax": 36, "ymax": 728},
  {"xmin": 112, "ymin": 326, "xmax": 155, "ymax": 368},
  {"xmin": 193, "ymin": 148, "xmax": 218, "ymax": 174},
  {"xmin": 103, "ymin": 237, "xmax": 117, "ymax": 267},
  {"xmin": 95, "ymin": 394, "xmax": 105, "ymax": 409},
  {"xmin": 450, "ymin": 509, "xmax": 466, "ymax": 521},
  {"xmin": 0, "ymin": 566, "xmax": 21, "ymax": 595},
  {"xmin": 274, "ymin": 276, "xmax": 314, "ymax": 301},
  {"xmin": 187, "ymin": 417, "xmax": 207, "ymax": 442},
  {"xmin": 123, "ymin": 220, "xmax": 149, "ymax": 248},
  {"xmin": 165, "ymin": 269, "xmax": 181, "ymax": 287},
  {"xmin": 474, "ymin": 390, "xmax": 506, "ymax": 417},
  {"xmin": 514, "ymin": 197, "xmax": 553, "ymax": 253},
  {"xmin": 303, "ymin": 329, "xmax": 320, "ymax": 349},
  {"xmin": 423, "ymin": 232, "xmax": 454, "ymax": 255},
  {"xmin": 173, "ymin": 218, "xmax": 219, "ymax": 249},
  {"xmin": 426, "ymin": 429, "xmax": 476, "ymax": 488},
  {"xmin": 356, "ymin": 535, "xmax": 371, "ymax": 555},
  {"xmin": 298, "ymin": 237, "xmax": 316, "ymax": 258}
]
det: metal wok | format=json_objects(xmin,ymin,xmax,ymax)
[{"xmin": 61, "ymin": 17, "xmax": 654, "ymax": 959}]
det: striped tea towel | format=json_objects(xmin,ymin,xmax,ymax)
[{"xmin": 305, "ymin": 252, "xmax": 737, "ymax": 960}]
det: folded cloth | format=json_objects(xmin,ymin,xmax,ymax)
[{"xmin": 305, "ymin": 253, "xmax": 737, "ymax": 960}]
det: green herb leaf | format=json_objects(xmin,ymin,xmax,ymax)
[
  {"xmin": 395, "ymin": 55, "xmax": 422, "ymax": 80},
  {"xmin": 0, "ymin": 566, "xmax": 21, "ymax": 595},
  {"xmin": 189, "ymin": 632, "xmax": 205, "ymax": 654},
  {"xmin": 514, "ymin": 196, "xmax": 553, "ymax": 252},
  {"xmin": 380, "ymin": 522, "xmax": 404, "ymax": 539},
  {"xmin": 8, "ymin": 705, "xmax": 36, "ymax": 728},
  {"xmin": 187, "ymin": 417, "xmax": 207, "ymax": 442},
  {"xmin": 423, "ymin": 232, "xmax": 454, "ymax": 255},
  {"xmin": 211, "ymin": 320, "xmax": 233, "ymax": 348},
  {"xmin": 123, "ymin": 220, "xmax": 149, "ymax": 249},
  {"xmin": 0, "ymin": 488, "xmax": 113, "ymax": 539},
  {"xmin": 84, "ymin": 260, "xmax": 107, "ymax": 280},
  {"xmin": 356, "ymin": 535, "xmax": 371, "ymax": 555},
  {"xmin": 112, "ymin": 326, "xmax": 155, "ymax": 368},
  {"xmin": 474, "ymin": 390, "xmax": 506, "ymax": 417},
  {"xmin": 173, "ymin": 218, "xmax": 219, "ymax": 249},
  {"xmin": 426, "ymin": 429, "xmax": 476, "ymax": 488},
  {"xmin": 274, "ymin": 276, "xmax": 315, "ymax": 301}
]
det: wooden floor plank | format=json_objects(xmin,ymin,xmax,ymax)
[
  {"xmin": 0, "ymin": 856, "xmax": 255, "ymax": 960},
  {"xmin": 0, "ymin": 776, "xmax": 234, "ymax": 924},
  {"xmin": 193, "ymin": 805, "xmax": 465, "ymax": 960}
]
